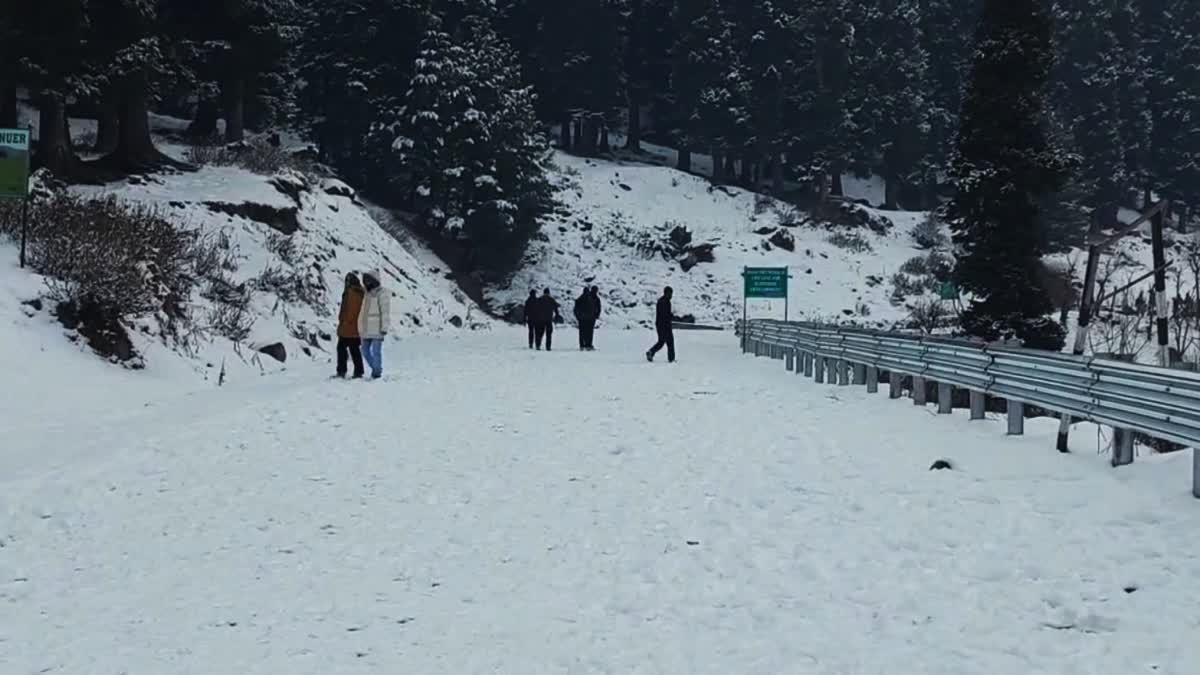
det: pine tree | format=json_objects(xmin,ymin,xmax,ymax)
[
  {"xmin": 390, "ymin": 18, "xmax": 554, "ymax": 275},
  {"xmin": 294, "ymin": 0, "xmax": 432, "ymax": 187},
  {"xmin": 1156, "ymin": 0, "xmax": 1200, "ymax": 211},
  {"xmin": 670, "ymin": 0, "xmax": 742, "ymax": 176},
  {"xmin": 850, "ymin": 0, "xmax": 930, "ymax": 208},
  {"xmin": 7, "ymin": 0, "xmax": 94, "ymax": 176},
  {"xmin": 945, "ymin": 0, "xmax": 1077, "ymax": 349},
  {"xmin": 1051, "ymin": 0, "xmax": 1127, "ymax": 222},
  {"xmin": 917, "ymin": 0, "xmax": 981, "ymax": 205},
  {"xmin": 620, "ymin": 0, "xmax": 673, "ymax": 152}
]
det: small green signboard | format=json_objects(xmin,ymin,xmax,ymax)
[
  {"xmin": 743, "ymin": 266, "xmax": 789, "ymax": 299},
  {"xmin": 938, "ymin": 281, "xmax": 960, "ymax": 300},
  {"xmin": 0, "ymin": 128, "xmax": 31, "ymax": 200}
]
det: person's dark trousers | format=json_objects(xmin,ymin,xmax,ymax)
[
  {"xmin": 528, "ymin": 323, "xmax": 536, "ymax": 349},
  {"xmin": 648, "ymin": 325, "xmax": 675, "ymax": 362},
  {"xmin": 545, "ymin": 323, "xmax": 554, "ymax": 351},
  {"xmin": 336, "ymin": 337, "xmax": 365, "ymax": 377},
  {"xmin": 535, "ymin": 323, "xmax": 547, "ymax": 350},
  {"xmin": 583, "ymin": 320, "xmax": 596, "ymax": 349},
  {"xmin": 578, "ymin": 323, "xmax": 588, "ymax": 349}
]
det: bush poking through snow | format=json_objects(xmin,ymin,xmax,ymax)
[
  {"xmin": 253, "ymin": 265, "xmax": 326, "ymax": 310},
  {"xmin": 908, "ymin": 298, "xmax": 950, "ymax": 334},
  {"xmin": 912, "ymin": 215, "xmax": 948, "ymax": 250},
  {"xmin": 186, "ymin": 137, "xmax": 314, "ymax": 176},
  {"xmin": 900, "ymin": 255, "xmax": 929, "ymax": 276},
  {"xmin": 265, "ymin": 231, "xmax": 299, "ymax": 264},
  {"xmin": 827, "ymin": 231, "xmax": 873, "ymax": 253}
]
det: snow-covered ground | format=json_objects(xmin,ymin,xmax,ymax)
[
  {"xmin": 3, "ymin": 328, "xmax": 1197, "ymax": 674},
  {"xmin": 489, "ymin": 151, "xmax": 928, "ymax": 329}
]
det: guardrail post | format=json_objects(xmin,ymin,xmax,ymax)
[
  {"xmin": 852, "ymin": 363, "xmax": 866, "ymax": 385},
  {"xmin": 814, "ymin": 356, "xmax": 826, "ymax": 384},
  {"xmin": 969, "ymin": 391, "xmax": 985, "ymax": 420},
  {"xmin": 1111, "ymin": 429, "xmax": 1135, "ymax": 467},
  {"xmin": 1193, "ymin": 451, "xmax": 1199, "ymax": 499},
  {"xmin": 937, "ymin": 383, "xmax": 953, "ymax": 414},
  {"xmin": 803, "ymin": 352, "xmax": 814, "ymax": 377},
  {"xmin": 866, "ymin": 366, "xmax": 879, "ymax": 393},
  {"xmin": 888, "ymin": 372, "xmax": 902, "ymax": 399},
  {"xmin": 786, "ymin": 349, "xmax": 795, "ymax": 372},
  {"xmin": 1007, "ymin": 401, "xmax": 1024, "ymax": 435},
  {"xmin": 913, "ymin": 377, "xmax": 927, "ymax": 405},
  {"xmin": 837, "ymin": 360, "xmax": 850, "ymax": 386}
]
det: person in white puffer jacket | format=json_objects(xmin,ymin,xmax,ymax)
[{"xmin": 357, "ymin": 270, "xmax": 391, "ymax": 379}]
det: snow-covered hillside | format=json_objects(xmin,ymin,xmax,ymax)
[
  {"xmin": 2, "ymin": 112, "xmax": 485, "ymax": 387},
  {"xmin": 488, "ymin": 151, "xmax": 928, "ymax": 329}
]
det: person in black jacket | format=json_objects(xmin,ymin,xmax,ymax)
[
  {"xmin": 534, "ymin": 288, "xmax": 560, "ymax": 350},
  {"xmin": 522, "ymin": 289, "xmax": 538, "ymax": 349},
  {"xmin": 646, "ymin": 286, "xmax": 675, "ymax": 363},
  {"xmin": 574, "ymin": 286, "xmax": 597, "ymax": 350},
  {"xmin": 588, "ymin": 286, "xmax": 602, "ymax": 349}
]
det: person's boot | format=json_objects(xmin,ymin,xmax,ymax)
[{"xmin": 646, "ymin": 350, "xmax": 654, "ymax": 362}]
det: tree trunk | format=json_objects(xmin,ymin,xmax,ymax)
[
  {"xmin": 94, "ymin": 88, "xmax": 120, "ymax": 154},
  {"xmin": 560, "ymin": 113, "xmax": 572, "ymax": 150},
  {"xmin": 222, "ymin": 76, "xmax": 245, "ymax": 143},
  {"xmin": 771, "ymin": 154, "xmax": 784, "ymax": 194},
  {"xmin": 739, "ymin": 157, "xmax": 752, "ymax": 185},
  {"xmin": 188, "ymin": 98, "xmax": 219, "ymax": 139},
  {"xmin": 677, "ymin": 148, "xmax": 691, "ymax": 172},
  {"xmin": 725, "ymin": 155, "xmax": 736, "ymax": 181},
  {"xmin": 0, "ymin": 79, "xmax": 17, "ymax": 128},
  {"xmin": 100, "ymin": 76, "xmax": 178, "ymax": 173},
  {"xmin": 38, "ymin": 94, "xmax": 76, "ymax": 177},
  {"xmin": 831, "ymin": 169, "xmax": 844, "ymax": 198},
  {"xmin": 625, "ymin": 98, "xmax": 641, "ymax": 151},
  {"xmin": 884, "ymin": 173, "xmax": 901, "ymax": 210},
  {"xmin": 598, "ymin": 115, "xmax": 610, "ymax": 153}
]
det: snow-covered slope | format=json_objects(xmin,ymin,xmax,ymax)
[
  {"xmin": 4, "ymin": 329, "xmax": 1198, "ymax": 673},
  {"xmin": 488, "ymin": 151, "xmax": 929, "ymax": 329},
  {"xmin": 2, "ymin": 116, "xmax": 486, "ymax": 387}
]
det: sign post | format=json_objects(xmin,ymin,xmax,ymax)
[
  {"xmin": 0, "ymin": 127, "xmax": 32, "ymax": 268},
  {"xmin": 742, "ymin": 266, "xmax": 791, "ymax": 334}
]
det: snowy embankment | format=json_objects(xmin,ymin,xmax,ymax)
[
  {"xmin": 2, "ymin": 329, "xmax": 1197, "ymax": 673},
  {"xmin": 2, "ymin": 111, "xmax": 485, "ymax": 388},
  {"xmin": 488, "ymin": 151, "xmax": 927, "ymax": 329}
]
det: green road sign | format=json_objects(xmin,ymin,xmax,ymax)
[
  {"xmin": 938, "ymin": 281, "xmax": 960, "ymax": 300},
  {"xmin": 743, "ymin": 266, "xmax": 789, "ymax": 299},
  {"xmin": 0, "ymin": 128, "xmax": 31, "ymax": 200}
]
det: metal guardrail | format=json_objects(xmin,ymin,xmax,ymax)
[{"xmin": 736, "ymin": 319, "xmax": 1200, "ymax": 498}]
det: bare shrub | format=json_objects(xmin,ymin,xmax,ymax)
[
  {"xmin": 912, "ymin": 214, "xmax": 947, "ymax": 250},
  {"xmin": 265, "ymin": 231, "xmax": 298, "ymax": 264},
  {"xmin": 900, "ymin": 255, "xmax": 929, "ymax": 276},
  {"xmin": 827, "ymin": 231, "xmax": 873, "ymax": 253},
  {"xmin": 185, "ymin": 137, "xmax": 312, "ymax": 176},
  {"xmin": 891, "ymin": 272, "xmax": 926, "ymax": 300},
  {"xmin": 253, "ymin": 265, "xmax": 325, "ymax": 309},
  {"xmin": 28, "ymin": 195, "xmax": 194, "ymax": 320},
  {"xmin": 909, "ymin": 298, "xmax": 949, "ymax": 333},
  {"xmin": 185, "ymin": 141, "xmax": 228, "ymax": 166}
]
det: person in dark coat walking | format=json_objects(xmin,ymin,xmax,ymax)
[
  {"xmin": 522, "ymin": 289, "xmax": 538, "ymax": 349},
  {"xmin": 574, "ymin": 286, "xmax": 598, "ymax": 350},
  {"xmin": 533, "ymin": 288, "xmax": 560, "ymax": 350},
  {"xmin": 335, "ymin": 272, "xmax": 366, "ymax": 378},
  {"xmin": 646, "ymin": 286, "xmax": 676, "ymax": 363}
]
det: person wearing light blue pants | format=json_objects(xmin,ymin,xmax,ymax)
[{"xmin": 357, "ymin": 270, "xmax": 391, "ymax": 379}]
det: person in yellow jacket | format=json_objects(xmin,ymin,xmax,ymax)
[
  {"xmin": 335, "ymin": 272, "xmax": 366, "ymax": 378},
  {"xmin": 357, "ymin": 270, "xmax": 391, "ymax": 379}
]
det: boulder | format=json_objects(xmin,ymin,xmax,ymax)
[{"xmin": 257, "ymin": 342, "xmax": 287, "ymax": 363}]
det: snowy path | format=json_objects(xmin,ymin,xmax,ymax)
[{"xmin": 3, "ymin": 330, "xmax": 1200, "ymax": 674}]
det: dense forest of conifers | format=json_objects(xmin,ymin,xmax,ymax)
[{"xmin": 1, "ymin": 0, "xmax": 1197, "ymax": 344}]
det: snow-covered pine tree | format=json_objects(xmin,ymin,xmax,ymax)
[
  {"xmin": 1155, "ymin": 0, "xmax": 1200, "ymax": 213},
  {"xmin": 916, "ymin": 0, "xmax": 980, "ymax": 206},
  {"xmin": 619, "ymin": 0, "xmax": 673, "ymax": 152},
  {"xmin": 850, "ymin": 0, "xmax": 931, "ymax": 209},
  {"xmin": 944, "ymin": 0, "xmax": 1077, "ymax": 349},
  {"xmin": 295, "ymin": 0, "xmax": 432, "ymax": 187},
  {"xmin": 391, "ymin": 17, "xmax": 553, "ymax": 275},
  {"xmin": 7, "ymin": 0, "xmax": 94, "ymax": 176},
  {"xmin": 726, "ymin": 0, "xmax": 795, "ymax": 190},
  {"xmin": 1050, "ymin": 0, "xmax": 1127, "ymax": 223}
]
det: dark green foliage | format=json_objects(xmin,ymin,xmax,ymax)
[{"xmin": 944, "ymin": 0, "xmax": 1076, "ymax": 350}]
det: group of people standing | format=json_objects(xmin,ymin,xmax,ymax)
[
  {"xmin": 335, "ymin": 270, "xmax": 392, "ymax": 379},
  {"xmin": 521, "ymin": 284, "xmax": 676, "ymax": 363}
]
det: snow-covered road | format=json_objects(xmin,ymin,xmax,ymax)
[{"xmin": 3, "ymin": 329, "xmax": 1199, "ymax": 674}]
